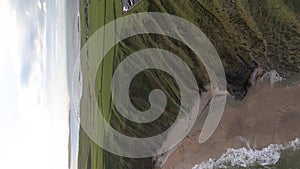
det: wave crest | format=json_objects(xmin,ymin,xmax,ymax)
[{"xmin": 193, "ymin": 138, "xmax": 300, "ymax": 169}]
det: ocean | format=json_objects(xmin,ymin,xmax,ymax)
[
  {"xmin": 66, "ymin": 0, "xmax": 81, "ymax": 169},
  {"xmin": 193, "ymin": 138, "xmax": 300, "ymax": 169}
]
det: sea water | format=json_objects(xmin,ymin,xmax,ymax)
[
  {"xmin": 66, "ymin": 0, "xmax": 81, "ymax": 168},
  {"xmin": 193, "ymin": 138, "xmax": 300, "ymax": 169}
]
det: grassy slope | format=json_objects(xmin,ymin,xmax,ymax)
[
  {"xmin": 78, "ymin": 0, "xmax": 300, "ymax": 169},
  {"xmin": 78, "ymin": 0, "xmax": 122, "ymax": 169},
  {"xmin": 127, "ymin": 0, "xmax": 300, "ymax": 99}
]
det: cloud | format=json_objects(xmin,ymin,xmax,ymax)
[
  {"xmin": 37, "ymin": 1, "xmax": 47, "ymax": 12},
  {"xmin": 13, "ymin": 0, "xmax": 46, "ymax": 87},
  {"xmin": 43, "ymin": 1, "xmax": 47, "ymax": 12},
  {"xmin": 37, "ymin": 1, "xmax": 42, "ymax": 10},
  {"xmin": 0, "ymin": 0, "xmax": 69, "ymax": 169}
]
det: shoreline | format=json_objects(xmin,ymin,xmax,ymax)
[
  {"xmin": 160, "ymin": 71, "xmax": 300, "ymax": 169},
  {"xmin": 66, "ymin": 0, "xmax": 82, "ymax": 168},
  {"xmin": 154, "ymin": 85, "xmax": 213, "ymax": 167},
  {"xmin": 193, "ymin": 137, "xmax": 300, "ymax": 168}
]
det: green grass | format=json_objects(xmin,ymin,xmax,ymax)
[
  {"xmin": 78, "ymin": 0, "xmax": 122, "ymax": 169},
  {"xmin": 78, "ymin": 0, "xmax": 300, "ymax": 169}
]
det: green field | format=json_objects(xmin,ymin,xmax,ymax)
[
  {"xmin": 78, "ymin": 0, "xmax": 122, "ymax": 169},
  {"xmin": 78, "ymin": 0, "xmax": 300, "ymax": 169}
]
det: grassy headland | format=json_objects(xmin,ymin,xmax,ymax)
[{"xmin": 78, "ymin": 0, "xmax": 300, "ymax": 169}]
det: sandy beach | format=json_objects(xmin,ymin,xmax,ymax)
[{"xmin": 161, "ymin": 72, "xmax": 300, "ymax": 169}]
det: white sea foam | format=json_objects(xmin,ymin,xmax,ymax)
[
  {"xmin": 192, "ymin": 138, "xmax": 300, "ymax": 169},
  {"xmin": 260, "ymin": 70, "xmax": 285, "ymax": 86}
]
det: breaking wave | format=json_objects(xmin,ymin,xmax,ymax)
[{"xmin": 193, "ymin": 138, "xmax": 300, "ymax": 169}]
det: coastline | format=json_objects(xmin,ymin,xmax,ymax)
[
  {"xmin": 66, "ymin": 0, "xmax": 300, "ymax": 167},
  {"xmin": 161, "ymin": 71, "xmax": 300, "ymax": 169},
  {"xmin": 154, "ymin": 85, "xmax": 213, "ymax": 167},
  {"xmin": 66, "ymin": 0, "xmax": 81, "ymax": 168}
]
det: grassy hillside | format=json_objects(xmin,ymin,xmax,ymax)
[
  {"xmin": 78, "ymin": 0, "xmax": 300, "ymax": 169},
  {"xmin": 126, "ymin": 0, "xmax": 300, "ymax": 99},
  {"xmin": 78, "ymin": 0, "xmax": 122, "ymax": 169}
]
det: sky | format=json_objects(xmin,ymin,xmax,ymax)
[{"xmin": 0, "ymin": 0, "xmax": 69, "ymax": 168}]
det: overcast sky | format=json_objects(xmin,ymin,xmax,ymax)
[{"xmin": 0, "ymin": 0, "xmax": 69, "ymax": 168}]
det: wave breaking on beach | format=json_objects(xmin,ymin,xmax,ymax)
[{"xmin": 193, "ymin": 138, "xmax": 300, "ymax": 169}]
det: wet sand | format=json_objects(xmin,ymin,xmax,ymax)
[{"xmin": 161, "ymin": 74, "xmax": 300, "ymax": 169}]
